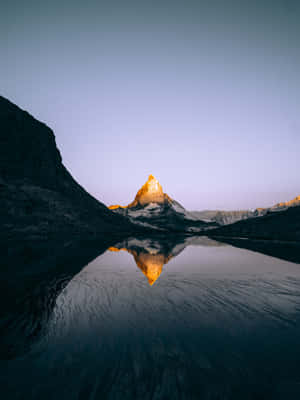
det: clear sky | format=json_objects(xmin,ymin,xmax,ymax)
[{"xmin": 1, "ymin": 0, "xmax": 300, "ymax": 210}]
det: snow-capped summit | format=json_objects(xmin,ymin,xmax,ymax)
[
  {"xmin": 110, "ymin": 174, "xmax": 172, "ymax": 209},
  {"xmin": 109, "ymin": 175, "xmax": 218, "ymax": 232}
]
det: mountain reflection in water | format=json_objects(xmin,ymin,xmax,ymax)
[
  {"xmin": 109, "ymin": 245, "xmax": 170, "ymax": 285},
  {"xmin": 1, "ymin": 236, "xmax": 300, "ymax": 400},
  {"xmin": 108, "ymin": 236, "xmax": 224, "ymax": 285}
]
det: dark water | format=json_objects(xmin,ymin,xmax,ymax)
[{"xmin": 2, "ymin": 236, "xmax": 300, "ymax": 399}]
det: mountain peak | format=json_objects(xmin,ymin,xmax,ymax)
[
  {"xmin": 143, "ymin": 174, "xmax": 162, "ymax": 193},
  {"xmin": 109, "ymin": 175, "xmax": 172, "ymax": 209},
  {"xmin": 129, "ymin": 174, "xmax": 173, "ymax": 207}
]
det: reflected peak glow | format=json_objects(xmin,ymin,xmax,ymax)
[
  {"xmin": 108, "ymin": 236, "xmax": 227, "ymax": 285},
  {"xmin": 108, "ymin": 246, "xmax": 172, "ymax": 286}
]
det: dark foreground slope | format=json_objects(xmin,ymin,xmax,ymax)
[
  {"xmin": 0, "ymin": 96, "xmax": 142, "ymax": 243},
  {"xmin": 209, "ymin": 206, "xmax": 300, "ymax": 242},
  {"xmin": 0, "ymin": 96, "xmax": 150, "ymax": 358}
]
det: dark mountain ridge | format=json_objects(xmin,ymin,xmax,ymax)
[
  {"xmin": 209, "ymin": 205, "xmax": 300, "ymax": 242},
  {"xmin": 192, "ymin": 194, "xmax": 300, "ymax": 226},
  {"xmin": 0, "ymin": 96, "xmax": 146, "ymax": 244}
]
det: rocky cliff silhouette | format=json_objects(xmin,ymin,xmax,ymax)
[
  {"xmin": 0, "ymin": 95, "xmax": 150, "ymax": 358},
  {"xmin": 0, "ymin": 96, "xmax": 145, "ymax": 243}
]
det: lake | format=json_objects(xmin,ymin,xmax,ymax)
[{"xmin": 1, "ymin": 236, "xmax": 300, "ymax": 399}]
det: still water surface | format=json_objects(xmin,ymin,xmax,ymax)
[{"xmin": 2, "ymin": 237, "xmax": 300, "ymax": 399}]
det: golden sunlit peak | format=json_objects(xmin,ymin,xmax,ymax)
[
  {"xmin": 146, "ymin": 174, "xmax": 160, "ymax": 193},
  {"xmin": 147, "ymin": 174, "xmax": 157, "ymax": 182},
  {"xmin": 109, "ymin": 174, "xmax": 172, "ymax": 209}
]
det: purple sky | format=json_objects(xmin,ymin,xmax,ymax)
[{"xmin": 1, "ymin": 0, "xmax": 300, "ymax": 210}]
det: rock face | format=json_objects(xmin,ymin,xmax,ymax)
[
  {"xmin": 109, "ymin": 175, "xmax": 218, "ymax": 232},
  {"xmin": 0, "ymin": 96, "xmax": 140, "ymax": 241}
]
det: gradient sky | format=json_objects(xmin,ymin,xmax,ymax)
[{"xmin": 1, "ymin": 0, "xmax": 300, "ymax": 210}]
